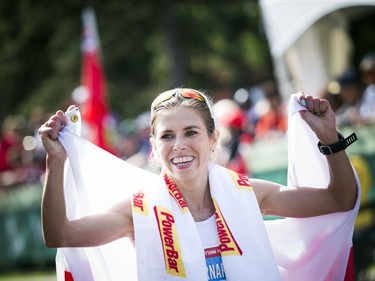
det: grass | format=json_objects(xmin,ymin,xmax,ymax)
[{"xmin": 0, "ymin": 271, "xmax": 56, "ymax": 281}]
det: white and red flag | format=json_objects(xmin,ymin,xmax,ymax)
[{"xmin": 80, "ymin": 7, "xmax": 115, "ymax": 154}]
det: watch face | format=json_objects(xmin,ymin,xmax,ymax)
[{"xmin": 319, "ymin": 145, "xmax": 332, "ymax": 155}]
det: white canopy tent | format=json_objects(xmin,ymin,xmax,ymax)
[{"xmin": 259, "ymin": 0, "xmax": 375, "ymax": 99}]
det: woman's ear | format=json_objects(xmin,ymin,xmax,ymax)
[
  {"xmin": 211, "ymin": 129, "xmax": 220, "ymax": 151},
  {"xmin": 149, "ymin": 136, "xmax": 156, "ymax": 152},
  {"xmin": 149, "ymin": 136, "xmax": 160, "ymax": 158}
]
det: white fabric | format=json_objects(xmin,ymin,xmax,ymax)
[
  {"xmin": 55, "ymin": 94, "xmax": 360, "ymax": 280},
  {"xmin": 259, "ymin": 0, "xmax": 375, "ymax": 99},
  {"xmin": 196, "ymin": 216, "xmax": 226, "ymax": 281},
  {"xmin": 263, "ymin": 94, "xmax": 360, "ymax": 280},
  {"xmin": 132, "ymin": 167, "xmax": 281, "ymax": 280},
  {"xmin": 57, "ymin": 108, "xmax": 145, "ymax": 281},
  {"xmin": 196, "ymin": 216, "xmax": 218, "ymax": 249},
  {"xmin": 259, "ymin": 0, "xmax": 375, "ymax": 59}
]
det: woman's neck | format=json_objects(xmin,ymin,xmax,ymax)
[{"xmin": 170, "ymin": 174, "xmax": 214, "ymax": 222}]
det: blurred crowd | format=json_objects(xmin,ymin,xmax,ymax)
[
  {"xmin": 1, "ymin": 52, "xmax": 375, "ymax": 191},
  {"xmin": 217, "ymin": 52, "xmax": 375, "ymax": 176},
  {"xmin": 0, "ymin": 106, "xmax": 48, "ymax": 190},
  {"xmin": 321, "ymin": 52, "xmax": 375, "ymax": 128}
]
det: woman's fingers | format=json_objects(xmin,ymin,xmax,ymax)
[{"xmin": 300, "ymin": 94, "xmax": 330, "ymax": 115}]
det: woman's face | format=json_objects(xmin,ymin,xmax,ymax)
[{"xmin": 151, "ymin": 107, "xmax": 217, "ymax": 181}]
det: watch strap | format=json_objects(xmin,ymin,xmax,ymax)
[{"xmin": 318, "ymin": 132, "xmax": 357, "ymax": 155}]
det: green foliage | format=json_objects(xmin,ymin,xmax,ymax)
[{"xmin": 0, "ymin": 0, "xmax": 272, "ymax": 122}]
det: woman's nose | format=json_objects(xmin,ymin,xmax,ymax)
[{"xmin": 173, "ymin": 136, "xmax": 186, "ymax": 151}]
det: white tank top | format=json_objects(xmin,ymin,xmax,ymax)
[{"xmin": 196, "ymin": 215, "xmax": 227, "ymax": 281}]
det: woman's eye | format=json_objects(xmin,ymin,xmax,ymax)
[
  {"xmin": 161, "ymin": 133, "xmax": 173, "ymax": 140},
  {"xmin": 186, "ymin": 130, "xmax": 198, "ymax": 137}
]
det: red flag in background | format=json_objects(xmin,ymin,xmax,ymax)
[{"xmin": 80, "ymin": 7, "xmax": 115, "ymax": 154}]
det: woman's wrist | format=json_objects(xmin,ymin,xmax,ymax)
[
  {"xmin": 315, "ymin": 127, "xmax": 340, "ymax": 145},
  {"xmin": 318, "ymin": 132, "xmax": 340, "ymax": 146},
  {"xmin": 46, "ymin": 153, "xmax": 67, "ymax": 168}
]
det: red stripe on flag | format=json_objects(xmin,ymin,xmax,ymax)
[
  {"xmin": 65, "ymin": 271, "xmax": 74, "ymax": 281},
  {"xmin": 344, "ymin": 247, "xmax": 355, "ymax": 281}
]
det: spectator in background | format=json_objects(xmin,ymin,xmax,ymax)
[
  {"xmin": 254, "ymin": 81, "xmax": 287, "ymax": 139},
  {"xmin": 0, "ymin": 128, "xmax": 13, "ymax": 173},
  {"xmin": 117, "ymin": 118, "xmax": 140, "ymax": 160},
  {"xmin": 0, "ymin": 115, "xmax": 27, "ymax": 188},
  {"xmin": 223, "ymin": 105, "xmax": 251, "ymax": 175},
  {"xmin": 213, "ymin": 99, "xmax": 252, "ymax": 175},
  {"xmin": 358, "ymin": 52, "xmax": 375, "ymax": 124},
  {"xmin": 233, "ymin": 88, "xmax": 256, "ymax": 137},
  {"xmin": 320, "ymin": 82, "xmax": 343, "ymax": 113},
  {"xmin": 125, "ymin": 111, "xmax": 152, "ymax": 169},
  {"xmin": 333, "ymin": 68, "xmax": 364, "ymax": 128}
]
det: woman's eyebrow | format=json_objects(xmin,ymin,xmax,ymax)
[
  {"xmin": 157, "ymin": 125, "xmax": 202, "ymax": 135},
  {"xmin": 183, "ymin": 125, "xmax": 201, "ymax": 130},
  {"xmin": 158, "ymin": 129, "xmax": 173, "ymax": 134}
]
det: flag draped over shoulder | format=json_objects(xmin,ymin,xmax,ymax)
[
  {"xmin": 56, "ymin": 107, "xmax": 154, "ymax": 281},
  {"xmin": 80, "ymin": 7, "xmax": 114, "ymax": 154},
  {"xmin": 55, "ymin": 94, "xmax": 360, "ymax": 280},
  {"xmin": 264, "ymin": 94, "xmax": 360, "ymax": 281}
]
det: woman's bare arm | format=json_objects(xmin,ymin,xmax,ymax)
[
  {"xmin": 253, "ymin": 94, "xmax": 357, "ymax": 218},
  {"xmin": 39, "ymin": 107, "xmax": 134, "ymax": 248}
]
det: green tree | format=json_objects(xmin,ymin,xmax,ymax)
[{"xmin": 0, "ymin": 0, "xmax": 272, "ymax": 122}]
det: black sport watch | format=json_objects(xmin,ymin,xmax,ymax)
[{"xmin": 318, "ymin": 132, "xmax": 357, "ymax": 155}]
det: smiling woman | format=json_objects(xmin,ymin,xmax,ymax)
[
  {"xmin": 149, "ymin": 88, "xmax": 221, "ymax": 170},
  {"xmin": 38, "ymin": 87, "xmax": 359, "ymax": 280}
]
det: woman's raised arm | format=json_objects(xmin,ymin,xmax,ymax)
[
  {"xmin": 253, "ymin": 93, "xmax": 358, "ymax": 218},
  {"xmin": 39, "ymin": 107, "xmax": 134, "ymax": 247}
]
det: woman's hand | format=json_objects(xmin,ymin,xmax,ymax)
[
  {"xmin": 297, "ymin": 92, "xmax": 338, "ymax": 145},
  {"xmin": 38, "ymin": 105, "xmax": 75, "ymax": 159}
]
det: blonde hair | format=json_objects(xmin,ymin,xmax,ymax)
[{"xmin": 150, "ymin": 88, "xmax": 215, "ymax": 136}]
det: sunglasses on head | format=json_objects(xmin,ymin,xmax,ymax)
[{"xmin": 151, "ymin": 89, "xmax": 215, "ymax": 128}]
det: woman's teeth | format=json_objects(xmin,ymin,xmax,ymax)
[{"xmin": 172, "ymin": 156, "xmax": 194, "ymax": 165}]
